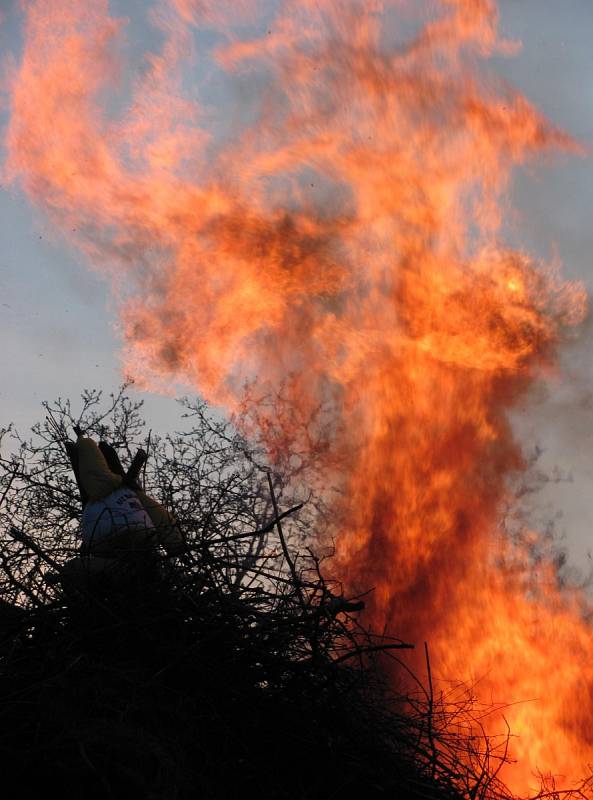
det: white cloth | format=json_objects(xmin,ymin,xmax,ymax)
[{"xmin": 81, "ymin": 487, "xmax": 154, "ymax": 548}]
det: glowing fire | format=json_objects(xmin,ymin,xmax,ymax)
[{"xmin": 4, "ymin": 0, "xmax": 592, "ymax": 793}]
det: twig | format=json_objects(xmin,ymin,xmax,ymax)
[
  {"xmin": 425, "ymin": 641, "xmax": 437, "ymax": 782},
  {"xmin": 9, "ymin": 526, "xmax": 63, "ymax": 574},
  {"xmin": 142, "ymin": 429, "xmax": 152, "ymax": 490},
  {"xmin": 0, "ymin": 466, "xmax": 18, "ymax": 511},
  {"xmin": 266, "ymin": 472, "xmax": 306, "ymax": 610},
  {"xmin": 333, "ymin": 642, "xmax": 414, "ymax": 664},
  {"xmin": 7, "ymin": 526, "xmax": 122, "ymax": 622}
]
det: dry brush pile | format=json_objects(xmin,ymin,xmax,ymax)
[{"xmin": 0, "ymin": 388, "xmax": 571, "ymax": 800}]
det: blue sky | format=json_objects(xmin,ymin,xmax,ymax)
[{"xmin": 1, "ymin": 0, "xmax": 593, "ymax": 564}]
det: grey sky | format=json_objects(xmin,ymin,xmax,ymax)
[
  {"xmin": 1, "ymin": 1, "xmax": 592, "ymax": 565},
  {"xmin": 494, "ymin": 1, "xmax": 593, "ymax": 568}
]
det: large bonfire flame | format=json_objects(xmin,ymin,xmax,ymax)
[{"xmin": 3, "ymin": 0, "xmax": 592, "ymax": 793}]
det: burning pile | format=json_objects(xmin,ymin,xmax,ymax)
[
  {"xmin": 0, "ymin": 390, "xmax": 514, "ymax": 800},
  {"xmin": 3, "ymin": 0, "xmax": 592, "ymax": 794}
]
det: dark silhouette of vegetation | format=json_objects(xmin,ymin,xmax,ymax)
[{"xmin": 0, "ymin": 388, "xmax": 589, "ymax": 799}]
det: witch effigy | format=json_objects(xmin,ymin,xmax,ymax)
[{"xmin": 60, "ymin": 428, "xmax": 185, "ymax": 589}]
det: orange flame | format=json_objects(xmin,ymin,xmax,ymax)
[{"xmin": 4, "ymin": 0, "xmax": 591, "ymax": 793}]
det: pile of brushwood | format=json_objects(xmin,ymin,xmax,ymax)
[{"xmin": 0, "ymin": 388, "xmax": 563, "ymax": 800}]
